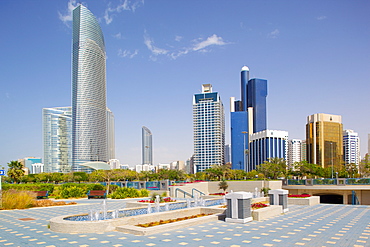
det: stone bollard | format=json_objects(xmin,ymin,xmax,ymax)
[
  {"xmin": 225, "ymin": 191, "xmax": 253, "ymax": 223},
  {"xmin": 268, "ymin": 189, "xmax": 289, "ymax": 213}
]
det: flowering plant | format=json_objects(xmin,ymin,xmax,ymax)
[
  {"xmin": 288, "ymin": 194, "xmax": 311, "ymax": 198},
  {"xmin": 209, "ymin": 192, "xmax": 228, "ymax": 196},
  {"xmin": 251, "ymin": 202, "xmax": 268, "ymax": 210},
  {"xmin": 138, "ymin": 197, "xmax": 176, "ymax": 203}
]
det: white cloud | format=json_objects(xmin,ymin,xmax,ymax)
[
  {"xmin": 104, "ymin": 0, "xmax": 144, "ymax": 24},
  {"xmin": 58, "ymin": 0, "xmax": 78, "ymax": 25},
  {"xmin": 144, "ymin": 33, "xmax": 169, "ymax": 56},
  {"xmin": 268, "ymin": 29, "xmax": 280, "ymax": 38},
  {"xmin": 192, "ymin": 34, "xmax": 228, "ymax": 51},
  {"xmin": 113, "ymin": 32, "xmax": 123, "ymax": 39},
  {"xmin": 316, "ymin": 16, "xmax": 327, "ymax": 21},
  {"xmin": 175, "ymin": 35, "xmax": 183, "ymax": 42},
  {"xmin": 118, "ymin": 49, "xmax": 138, "ymax": 58}
]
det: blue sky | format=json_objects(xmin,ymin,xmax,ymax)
[{"xmin": 1, "ymin": 0, "xmax": 369, "ymax": 168}]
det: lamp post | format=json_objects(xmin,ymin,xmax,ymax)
[{"xmin": 242, "ymin": 131, "xmax": 248, "ymax": 171}]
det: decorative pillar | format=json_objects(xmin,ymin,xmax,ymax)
[
  {"xmin": 225, "ymin": 192, "xmax": 253, "ymax": 223},
  {"xmin": 269, "ymin": 189, "xmax": 289, "ymax": 213}
]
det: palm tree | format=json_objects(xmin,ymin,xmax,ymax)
[{"xmin": 7, "ymin": 160, "xmax": 25, "ymax": 184}]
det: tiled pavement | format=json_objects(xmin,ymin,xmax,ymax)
[{"xmin": 0, "ymin": 199, "xmax": 369, "ymax": 246}]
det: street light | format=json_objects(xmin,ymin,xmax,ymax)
[
  {"xmin": 242, "ymin": 131, "xmax": 248, "ymax": 172},
  {"xmin": 330, "ymin": 142, "xmax": 333, "ymax": 179}
]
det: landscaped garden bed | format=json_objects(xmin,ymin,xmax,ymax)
[
  {"xmin": 251, "ymin": 205, "xmax": 282, "ymax": 221},
  {"xmin": 136, "ymin": 213, "xmax": 212, "ymax": 227}
]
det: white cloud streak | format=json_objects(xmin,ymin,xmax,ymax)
[
  {"xmin": 144, "ymin": 33, "xmax": 169, "ymax": 56},
  {"xmin": 58, "ymin": 0, "xmax": 78, "ymax": 25},
  {"xmin": 104, "ymin": 0, "xmax": 144, "ymax": 24},
  {"xmin": 118, "ymin": 49, "xmax": 138, "ymax": 58},
  {"xmin": 316, "ymin": 16, "xmax": 327, "ymax": 21},
  {"xmin": 268, "ymin": 29, "xmax": 280, "ymax": 38}
]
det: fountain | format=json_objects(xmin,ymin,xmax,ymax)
[
  {"xmin": 155, "ymin": 195, "xmax": 160, "ymax": 213},
  {"xmin": 147, "ymin": 203, "xmax": 152, "ymax": 214},
  {"xmin": 186, "ymin": 198, "xmax": 191, "ymax": 208},
  {"xmin": 164, "ymin": 203, "xmax": 169, "ymax": 211}
]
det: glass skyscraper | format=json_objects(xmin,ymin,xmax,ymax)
[
  {"xmin": 142, "ymin": 126, "xmax": 153, "ymax": 165},
  {"xmin": 231, "ymin": 66, "xmax": 268, "ymax": 171},
  {"xmin": 43, "ymin": 107, "xmax": 72, "ymax": 173},
  {"xmin": 72, "ymin": 5, "xmax": 107, "ymax": 170},
  {"xmin": 343, "ymin": 129, "xmax": 360, "ymax": 166},
  {"xmin": 306, "ymin": 113, "xmax": 343, "ymax": 168},
  {"xmin": 193, "ymin": 84, "xmax": 225, "ymax": 172}
]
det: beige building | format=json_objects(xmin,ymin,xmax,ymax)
[{"xmin": 306, "ymin": 113, "xmax": 343, "ymax": 168}]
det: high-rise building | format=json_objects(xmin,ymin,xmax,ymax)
[
  {"xmin": 249, "ymin": 130, "xmax": 288, "ymax": 170},
  {"xmin": 301, "ymin": 140, "xmax": 307, "ymax": 161},
  {"xmin": 343, "ymin": 129, "xmax": 360, "ymax": 166},
  {"xmin": 231, "ymin": 66, "xmax": 268, "ymax": 171},
  {"xmin": 224, "ymin": 144, "xmax": 231, "ymax": 164},
  {"xmin": 288, "ymin": 139, "xmax": 302, "ymax": 168},
  {"xmin": 193, "ymin": 84, "xmax": 225, "ymax": 172},
  {"xmin": 107, "ymin": 108, "xmax": 115, "ymax": 160},
  {"xmin": 72, "ymin": 5, "xmax": 107, "ymax": 170},
  {"xmin": 142, "ymin": 126, "xmax": 153, "ymax": 165},
  {"xmin": 43, "ymin": 107, "xmax": 72, "ymax": 173},
  {"xmin": 306, "ymin": 113, "xmax": 343, "ymax": 168}
]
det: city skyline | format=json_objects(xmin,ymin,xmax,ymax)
[{"xmin": 1, "ymin": 1, "xmax": 369, "ymax": 168}]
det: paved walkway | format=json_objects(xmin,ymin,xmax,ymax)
[{"xmin": 0, "ymin": 199, "xmax": 369, "ymax": 246}]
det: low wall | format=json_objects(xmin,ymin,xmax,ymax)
[
  {"xmin": 288, "ymin": 196, "xmax": 320, "ymax": 206},
  {"xmin": 169, "ymin": 180, "xmax": 282, "ymax": 198},
  {"xmin": 252, "ymin": 205, "xmax": 282, "ymax": 221}
]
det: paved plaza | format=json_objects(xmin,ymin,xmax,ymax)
[{"xmin": 0, "ymin": 199, "xmax": 369, "ymax": 246}]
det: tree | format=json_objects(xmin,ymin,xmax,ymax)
[
  {"xmin": 359, "ymin": 154, "xmax": 370, "ymax": 177},
  {"xmin": 7, "ymin": 160, "xmax": 25, "ymax": 184},
  {"xmin": 73, "ymin": 172, "xmax": 88, "ymax": 183},
  {"xmin": 256, "ymin": 157, "xmax": 287, "ymax": 179},
  {"xmin": 292, "ymin": 161, "xmax": 322, "ymax": 179}
]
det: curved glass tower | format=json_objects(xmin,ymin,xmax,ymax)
[{"xmin": 72, "ymin": 5, "xmax": 107, "ymax": 170}]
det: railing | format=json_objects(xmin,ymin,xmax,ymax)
[
  {"xmin": 352, "ymin": 190, "xmax": 360, "ymax": 205},
  {"xmin": 192, "ymin": 188, "xmax": 205, "ymax": 197},
  {"xmin": 175, "ymin": 188, "xmax": 193, "ymax": 198},
  {"xmin": 286, "ymin": 178, "xmax": 370, "ymax": 186}
]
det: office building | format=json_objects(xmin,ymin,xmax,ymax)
[
  {"xmin": 18, "ymin": 157, "xmax": 42, "ymax": 175},
  {"xmin": 72, "ymin": 5, "xmax": 107, "ymax": 170},
  {"xmin": 231, "ymin": 66, "xmax": 268, "ymax": 171},
  {"xmin": 301, "ymin": 140, "xmax": 307, "ymax": 161},
  {"xmin": 343, "ymin": 129, "xmax": 360, "ymax": 166},
  {"xmin": 306, "ymin": 113, "xmax": 343, "ymax": 168},
  {"xmin": 288, "ymin": 139, "xmax": 302, "ymax": 167},
  {"xmin": 170, "ymin": 161, "xmax": 185, "ymax": 171},
  {"xmin": 43, "ymin": 107, "xmax": 72, "ymax": 173},
  {"xmin": 108, "ymin": 159, "xmax": 120, "ymax": 170},
  {"xmin": 107, "ymin": 108, "xmax": 115, "ymax": 161},
  {"xmin": 249, "ymin": 130, "xmax": 288, "ymax": 170},
  {"xmin": 193, "ymin": 84, "xmax": 225, "ymax": 172},
  {"xmin": 224, "ymin": 144, "xmax": 231, "ymax": 164},
  {"xmin": 31, "ymin": 163, "xmax": 44, "ymax": 174},
  {"xmin": 142, "ymin": 126, "xmax": 153, "ymax": 165}
]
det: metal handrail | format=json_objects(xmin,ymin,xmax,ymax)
[
  {"xmin": 175, "ymin": 188, "xmax": 192, "ymax": 198},
  {"xmin": 192, "ymin": 188, "xmax": 205, "ymax": 197}
]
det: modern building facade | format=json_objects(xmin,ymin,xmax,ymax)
[
  {"xmin": 193, "ymin": 84, "xmax": 225, "ymax": 172},
  {"xmin": 43, "ymin": 107, "xmax": 72, "ymax": 173},
  {"xmin": 306, "ymin": 113, "xmax": 343, "ymax": 168},
  {"xmin": 343, "ymin": 129, "xmax": 360, "ymax": 166},
  {"xmin": 231, "ymin": 66, "xmax": 268, "ymax": 171},
  {"xmin": 249, "ymin": 130, "xmax": 288, "ymax": 170},
  {"xmin": 142, "ymin": 126, "xmax": 153, "ymax": 165},
  {"xmin": 72, "ymin": 5, "xmax": 107, "ymax": 170},
  {"xmin": 107, "ymin": 108, "xmax": 115, "ymax": 161},
  {"xmin": 288, "ymin": 139, "xmax": 303, "ymax": 168},
  {"xmin": 224, "ymin": 144, "xmax": 231, "ymax": 164}
]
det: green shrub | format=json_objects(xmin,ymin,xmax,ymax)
[
  {"xmin": 139, "ymin": 189, "xmax": 150, "ymax": 197},
  {"xmin": 108, "ymin": 185, "xmax": 119, "ymax": 194},
  {"xmin": 86, "ymin": 183, "xmax": 105, "ymax": 191},
  {"xmin": 60, "ymin": 186, "xmax": 86, "ymax": 199},
  {"xmin": 1, "ymin": 189, "xmax": 35, "ymax": 209},
  {"xmin": 110, "ymin": 187, "xmax": 140, "ymax": 199}
]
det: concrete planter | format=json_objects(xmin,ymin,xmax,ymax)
[
  {"xmin": 288, "ymin": 196, "xmax": 320, "ymax": 206},
  {"xmin": 251, "ymin": 205, "xmax": 282, "ymax": 221}
]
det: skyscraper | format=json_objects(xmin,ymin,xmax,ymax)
[
  {"xmin": 193, "ymin": 84, "xmax": 225, "ymax": 172},
  {"xmin": 43, "ymin": 107, "xmax": 72, "ymax": 173},
  {"xmin": 107, "ymin": 108, "xmax": 115, "ymax": 161},
  {"xmin": 72, "ymin": 5, "xmax": 107, "ymax": 170},
  {"xmin": 306, "ymin": 113, "xmax": 343, "ymax": 168},
  {"xmin": 249, "ymin": 130, "xmax": 288, "ymax": 170},
  {"xmin": 142, "ymin": 126, "xmax": 153, "ymax": 165},
  {"xmin": 231, "ymin": 66, "xmax": 268, "ymax": 171},
  {"xmin": 343, "ymin": 129, "xmax": 360, "ymax": 166},
  {"xmin": 288, "ymin": 139, "xmax": 303, "ymax": 168}
]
